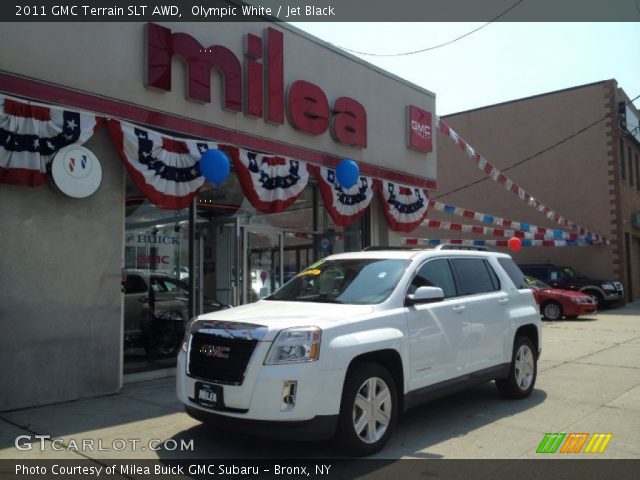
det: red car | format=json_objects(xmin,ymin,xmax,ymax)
[{"xmin": 526, "ymin": 276, "xmax": 597, "ymax": 321}]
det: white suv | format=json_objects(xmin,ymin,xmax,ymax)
[{"xmin": 177, "ymin": 247, "xmax": 541, "ymax": 455}]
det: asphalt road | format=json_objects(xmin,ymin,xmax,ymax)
[{"xmin": 1, "ymin": 302, "xmax": 639, "ymax": 462}]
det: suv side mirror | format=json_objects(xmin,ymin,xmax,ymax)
[{"xmin": 406, "ymin": 286, "xmax": 445, "ymax": 306}]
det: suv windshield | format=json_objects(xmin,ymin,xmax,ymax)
[{"xmin": 266, "ymin": 258, "xmax": 410, "ymax": 305}]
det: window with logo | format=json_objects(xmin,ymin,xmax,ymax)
[
  {"xmin": 410, "ymin": 259, "xmax": 456, "ymax": 298},
  {"xmin": 451, "ymin": 258, "xmax": 500, "ymax": 296}
]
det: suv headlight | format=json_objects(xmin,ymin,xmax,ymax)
[
  {"xmin": 601, "ymin": 283, "xmax": 615, "ymax": 291},
  {"xmin": 181, "ymin": 317, "xmax": 198, "ymax": 352},
  {"xmin": 265, "ymin": 327, "xmax": 321, "ymax": 364}
]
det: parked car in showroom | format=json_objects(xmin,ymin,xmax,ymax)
[
  {"xmin": 123, "ymin": 270, "xmax": 227, "ymax": 356},
  {"xmin": 525, "ymin": 276, "xmax": 597, "ymax": 321},
  {"xmin": 177, "ymin": 246, "xmax": 541, "ymax": 455},
  {"xmin": 519, "ymin": 263, "xmax": 623, "ymax": 308}
]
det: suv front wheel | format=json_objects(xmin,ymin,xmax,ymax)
[
  {"xmin": 336, "ymin": 362, "xmax": 398, "ymax": 456},
  {"xmin": 496, "ymin": 336, "xmax": 537, "ymax": 399}
]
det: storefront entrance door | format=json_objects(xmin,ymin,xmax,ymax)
[{"xmin": 244, "ymin": 227, "xmax": 283, "ymax": 303}]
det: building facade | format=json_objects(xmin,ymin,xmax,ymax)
[
  {"xmin": 0, "ymin": 21, "xmax": 437, "ymax": 410},
  {"xmin": 415, "ymin": 80, "xmax": 639, "ymax": 302}
]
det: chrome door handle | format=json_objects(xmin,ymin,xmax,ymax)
[
  {"xmin": 452, "ymin": 305, "xmax": 466, "ymax": 313},
  {"xmin": 498, "ymin": 298, "xmax": 509, "ymax": 305}
]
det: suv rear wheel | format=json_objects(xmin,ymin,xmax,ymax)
[
  {"xmin": 496, "ymin": 336, "xmax": 537, "ymax": 399},
  {"xmin": 336, "ymin": 362, "xmax": 397, "ymax": 456}
]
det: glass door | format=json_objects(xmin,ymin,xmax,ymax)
[{"xmin": 243, "ymin": 227, "xmax": 283, "ymax": 303}]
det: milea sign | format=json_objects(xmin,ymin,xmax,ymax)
[{"xmin": 145, "ymin": 23, "xmax": 367, "ymax": 148}]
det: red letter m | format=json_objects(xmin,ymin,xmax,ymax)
[{"xmin": 145, "ymin": 23, "xmax": 242, "ymax": 112}]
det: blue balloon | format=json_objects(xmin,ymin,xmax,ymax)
[
  {"xmin": 200, "ymin": 149, "xmax": 230, "ymax": 186},
  {"xmin": 336, "ymin": 159, "xmax": 359, "ymax": 189}
]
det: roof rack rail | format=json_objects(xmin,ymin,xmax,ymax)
[
  {"xmin": 361, "ymin": 246, "xmax": 417, "ymax": 251},
  {"xmin": 434, "ymin": 243, "xmax": 493, "ymax": 252}
]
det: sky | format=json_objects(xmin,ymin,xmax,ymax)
[{"xmin": 289, "ymin": 22, "xmax": 640, "ymax": 116}]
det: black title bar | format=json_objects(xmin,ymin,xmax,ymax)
[{"xmin": 3, "ymin": 0, "xmax": 640, "ymax": 22}]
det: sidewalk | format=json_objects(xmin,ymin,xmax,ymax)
[{"xmin": 1, "ymin": 302, "xmax": 639, "ymax": 461}]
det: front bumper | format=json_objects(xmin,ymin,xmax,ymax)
[
  {"xmin": 185, "ymin": 406, "xmax": 338, "ymax": 440},
  {"xmin": 602, "ymin": 290, "xmax": 624, "ymax": 302},
  {"xmin": 176, "ymin": 346, "xmax": 345, "ymax": 426}
]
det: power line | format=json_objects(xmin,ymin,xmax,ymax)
[
  {"xmin": 334, "ymin": 0, "xmax": 525, "ymax": 57},
  {"xmin": 434, "ymin": 93, "xmax": 640, "ymax": 200}
]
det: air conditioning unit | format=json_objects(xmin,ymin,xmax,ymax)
[{"xmin": 631, "ymin": 211, "xmax": 640, "ymax": 230}]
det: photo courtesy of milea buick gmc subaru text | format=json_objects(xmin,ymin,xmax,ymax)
[{"xmin": 177, "ymin": 246, "xmax": 542, "ymax": 455}]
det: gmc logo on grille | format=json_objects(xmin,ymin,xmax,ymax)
[{"xmin": 199, "ymin": 345, "xmax": 230, "ymax": 359}]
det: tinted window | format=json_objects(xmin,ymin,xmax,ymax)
[
  {"xmin": 451, "ymin": 258, "xmax": 499, "ymax": 296},
  {"xmin": 124, "ymin": 274, "xmax": 147, "ymax": 294},
  {"xmin": 498, "ymin": 258, "xmax": 528, "ymax": 289},
  {"xmin": 410, "ymin": 259, "xmax": 456, "ymax": 298}
]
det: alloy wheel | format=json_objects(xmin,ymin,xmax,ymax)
[
  {"xmin": 352, "ymin": 377, "xmax": 392, "ymax": 444},
  {"xmin": 514, "ymin": 344, "xmax": 535, "ymax": 391}
]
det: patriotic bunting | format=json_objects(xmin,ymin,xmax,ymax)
[
  {"xmin": 419, "ymin": 218, "xmax": 591, "ymax": 242},
  {"xmin": 311, "ymin": 165, "xmax": 376, "ymax": 227},
  {"xmin": 436, "ymin": 117, "xmax": 608, "ymax": 244},
  {"xmin": 229, "ymin": 148, "xmax": 309, "ymax": 213},
  {"xmin": 379, "ymin": 181, "xmax": 430, "ymax": 232},
  {"xmin": 0, "ymin": 93, "xmax": 612, "ymax": 252},
  {"xmin": 0, "ymin": 94, "xmax": 103, "ymax": 187},
  {"xmin": 426, "ymin": 200, "xmax": 600, "ymax": 242},
  {"xmin": 108, "ymin": 120, "xmax": 215, "ymax": 210},
  {"xmin": 402, "ymin": 238, "xmax": 590, "ymax": 248}
]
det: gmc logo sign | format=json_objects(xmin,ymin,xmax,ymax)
[
  {"xmin": 199, "ymin": 345, "xmax": 230, "ymax": 359},
  {"xmin": 407, "ymin": 105, "xmax": 433, "ymax": 153},
  {"xmin": 145, "ymin": 23, "xmax": 367, "ymax": 148}
]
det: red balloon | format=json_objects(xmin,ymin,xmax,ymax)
[{"xmin": 508, "ymin": 237, "xmax": 522, "ymax": 252}]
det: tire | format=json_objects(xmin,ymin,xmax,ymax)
[
  {"xmin": 584, "ymin": 291, "xmax": 604, "ymax": 309},
  {"xmin": 496, "ymin": 336, "xmax": 537, "ymax": 399},
  {"xmin": 151, "ymin": 321, "xmax": 182, "ymax": 357},
  {"xmin": 336, "ymin": 362, "xmax": 398, "ymax": 456},
  {"xmin": 542, "ymin": 301, "xmax": 562, "ymax": 321}
]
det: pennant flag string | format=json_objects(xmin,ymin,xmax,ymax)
[
  {"xmin": 436, "ymin": 117, "xmax": 608, "ymax": 244},
  {"xmin": 402, "ymin": 238, "xmax": 592, "ymax": 248},
  {"xmin": 420, "ymin": 217, "xmax": 593, "ymax": 242},
  {"xmin": 427, "ymin": 199, "xmax": 602, "ymax": 243}
]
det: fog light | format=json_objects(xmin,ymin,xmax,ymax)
[{"xmin": 281, "ymin": 381, "xmax": 297, "ymax": 411}]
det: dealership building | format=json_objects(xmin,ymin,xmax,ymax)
[
  {"xmin": 413, "ymin": 80, "xmax": 639, "ymax": 302},
  {"xmin": 0, "ymin": 21, "xmax": 438, "ymax": 410}
]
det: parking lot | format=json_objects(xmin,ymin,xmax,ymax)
[{"xmin": 1, "ymin": 302, "xmax": 639, "ymax": 461}]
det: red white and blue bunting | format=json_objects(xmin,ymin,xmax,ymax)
[
  {"xmin": 402, "ymin": 238, "xmax": 591, "ymax": 248},
  {"xmin": 229, "ymin": 147, "xmax": 310, "ymax": 213},
  {"xmin": 379, "ymin": 180, "xmax": 430, "ymax": 232},
  {"xmin": 0, "ymin": 94, "xmax": 103, "ymax": 187},
  {"xmin": 436, "ymin": 117, "xmax": 608, "ymax": 244},
  {"xmin": 108, "ymin": 120, "xmax": 217, "ymax": 210},
  {"xmin": 311, "ymin": 165, "xmax": 376, "ymax": 227}
]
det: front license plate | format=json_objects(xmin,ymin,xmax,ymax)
[{"xmin": 195, "ymin": 382, "xmax": 222, "ymax": 409}]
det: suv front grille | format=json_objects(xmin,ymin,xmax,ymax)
[
  {"xmin": 188, "ymin": 332, "xmax": 258, "ymax": 385},
  {"xmin": 613, "ymin": 282, "xmax": 624, "ymax": 291}
]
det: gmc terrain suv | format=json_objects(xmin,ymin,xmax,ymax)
[
  {"xmin": 520, "ymin": 264, "xmax": 624, "ymax": 308},
  {"xmin": 177, "ymin": 247, "xmax": 541, "ymax": 455}
]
